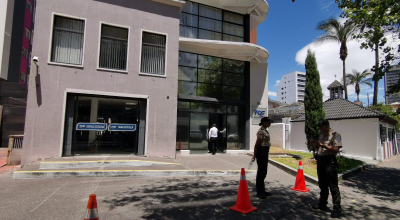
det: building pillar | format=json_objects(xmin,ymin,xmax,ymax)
[{"xmin": 88, "ymin": 98, "xmax": 99, "ymax": 144}]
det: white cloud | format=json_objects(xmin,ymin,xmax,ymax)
[
  {"xmin": 379, "ymin": 87, "xmax": 384, "ymax": 90},
  {"xmin": 295, "ymin": 39, "xmax": 390, "ymax": 101},
  {"xmin": 269, "ymin": 91, "xmax": 277, "ymax": 97},
  {"xmin": 274, "ymin": 80, "xmax": 280, "ymax": 87},
  {"xmin": 318, "ymin": 0, "xmax": 334, "ymax": 11}
]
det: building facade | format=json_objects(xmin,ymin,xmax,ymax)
[
  {"xmin": 22, "ymin": 0, "xmax": 270, "ymax": 164},
  {"xmin": 0, "ymin": 0, "xmax": 35, "ymax": 84},
  {"xmin": 276, "ymin": 71, "xmax": 305, "ymax": 104},
  {"xmin": 385, "ymin": 65, "xmax": 400, "ymax": 105}
]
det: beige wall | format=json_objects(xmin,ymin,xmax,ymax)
[
  {"xmin": 269, "ymin": 123, "xmax": 284, "ymax": 148},
  {"xmin": 290, "ymin": 118, "xmax": 381, "ymax": 160},
  {"xmin": 22, "ymin": 0, "xmax": 181, "ymax": 164}
]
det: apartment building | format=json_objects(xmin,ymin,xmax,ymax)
[
  {"xmin": 21, "ymin": 0, "xmax": 270, "ymax": 164},
  {"xmin": 276, "ymin": 71, "xmax": 306, "ymax": 104},
  {"xmin": 0, "ymin": 0, "xmax": 35, "ymax": 84},
  {"xmin": 385, "ymin": 65, "xmax": 400, "ymax": 105}
]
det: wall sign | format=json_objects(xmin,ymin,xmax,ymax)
[
  {"xmin": 108, "ymin": 124, "xmax": 137, "ymax": 132},
  {"xmin": 76, "ymin": 123, "xmax": 107, "ymax": 131},
  {"xmin": 252, "ymin": 106, "xmax": 267, "ymax": 125}
]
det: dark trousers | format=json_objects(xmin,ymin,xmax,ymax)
[
  {"xmin": 210, "ymin": 137, "xmax": 218, "ymax": 154},
  {"xmin": 256, "ymin": 146, "xmax": 270, "ymax": 195},
  {"xmin": 317, "ymin": 156, "xmax": 342, "ymax": 212}
]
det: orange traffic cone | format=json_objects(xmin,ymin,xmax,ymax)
[
  {"xmin": 291, "ymin": 161, "xmax": 310, "ymax": 192},
  {"xmin": 230, "ymin": 168, "xmax": 257, "ymax": 214},
  {"xmin": 178, "ymin": 141, "xmax": 181, "ymax": 150},
  {"xmin": 84, "ymin": 194, "xmax": 99, "ymax": 220}
]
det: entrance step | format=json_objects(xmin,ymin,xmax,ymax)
[
  {"xmin": 39, "ymin": 160, "xmax": 179, "ymax": 169},
  {"xmin": 13, "ymin": 169, "xmax": 257, "ymax": 179}
]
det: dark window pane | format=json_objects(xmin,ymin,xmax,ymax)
[
  {"xmin": 202, "ymin": 104, "xmax": 226, "ymax": 113},
  {"xmin": 227, "ymin": 105, "xmax": 239, "ymax": 114},
  {"xmin": 179, "ymin": 66, "xmax": 197, "ymax": 81},
  {"xmin": 199, "ymin": 17, "xmax": 222, "ymax": 32},
  {"xmin": 178, "ymin": 81, "xmax": 197, "ymax": 96},
  {"xmin": 223, "ymin": 35, "xmax": 244, "ymax": 42},
  {"xmin": 223, "ymin": 23, "xmax": 244, "ymax": 37},
  {"xmin": 198, "ymin": 69, "xmax": 221, "ymax": 84},
  {"xmin": 197, "ymin": 83, "xmax": 221, "ymax": 98},
  {"xmin": 198, "ymin": 55, "xmax": 222, "ymax": 70},
  {"xmin": 182, "ymin": 2, "xmax": 198, "ymax": 15},
  {"xmin": 199, "ymin": 29, "xmax": 222, "ymax": 41},
  {"xmin": 227, "ymin": 115, "xmax": 244, "ymax": 149},
  {"xmin": 176, "ymin": 111, "xmax": 190, "ymax": 150},
  {"xmin": 199, "ymin": 5, "xmax": 222, "ymax": 20},
  {"xmin": 222, "ymin": 86, "xmax": 243, "ymax": 100},
  {"xmin": 179, "ymin": 52, "xmax": 197, "ymax": 67},
  {"xmin": 180, "ymin": 26, "xmax": 198, "ymax": 38},
  {"xmin": 100, "ymin": 25, "xmax": 128, "ymax": 70},
  {"xmin": 180, "ymin": 14, "xmax": 198, "ymax": 27},
  {"xmin": 223, "ymin": 72, "xmax": 244, "ymax": 87},
  {"xmin": 223, "ymin": 59, "xmax": 245, "ymax": 73},
  {"xmin": 177, "ymin": 101, "xmax": 191, "ymax": 111},
  {"xmin": 224, "ymin": 12, "xmax": 244, "ymax": 25},
  {"xmin": 140, "ymin": 32, "xmax": 166, "ymax": 75}
]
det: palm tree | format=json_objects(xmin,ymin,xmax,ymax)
[
  {"xmin": 315, "ymin": 19, "xmax": 358, "ymax": 100},
  {"xmin": 344, "ymin": 69, "xmax": 373, "ymax": 102}
]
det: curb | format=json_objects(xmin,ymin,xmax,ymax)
[
  {"xmin": 13, "ymin": 170, "xmax": 257, "ymax": 179},
  {"xmin": 269, "ymin": 159, "xmax": 319, "ymax": 186},
  {"xmin": 269, "ymin": 159, "xmax": 373, "ymax": 185}
]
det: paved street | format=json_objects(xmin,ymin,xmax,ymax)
[{"xmin": 0, "ymin": 155, "xmax": 399, "ymax": 219}]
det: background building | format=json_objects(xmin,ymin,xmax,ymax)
[
  {"xmin": 277, "ymin": 71, "xmax": 306, "ymax": 104},
  {"xmin": 385, "ymin": 65, "xmax": 400, "ymax": 105},
  {"xmin": 0, "ymin": 0, "xmax": 35, "ymax": 84}
]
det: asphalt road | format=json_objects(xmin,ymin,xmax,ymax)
[{"xmin": 1, "ymin": 156, "xmax": 399, "ymax": 220}]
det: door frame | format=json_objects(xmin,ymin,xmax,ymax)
[{"xmin": 59, "ymin": 89, "xmax": 149, "ymax": 157}]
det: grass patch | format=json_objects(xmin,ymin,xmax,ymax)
[{"xmin": 270, "ymin": 147, "xmax": 364, "ymax": 178}]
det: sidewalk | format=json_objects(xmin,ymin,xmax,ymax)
[{"xmin": 14, "ymin": 152, "xmax": 260, "ymax": 179}]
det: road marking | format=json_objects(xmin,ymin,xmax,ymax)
[
  {"xmin": 40, "ymin": 160, "xmax": 179, "ymax": 165},
  {"xmin": 15, "ymin": 169, "xmax": 258, "ymax": 173},
  {"xmin": 30, "ymin": 181, "xmax": 69, "ymax": 212}
]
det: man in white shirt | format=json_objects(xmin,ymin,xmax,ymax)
[{"xmin": 208, "ymin": 124, "xmax": 218, "ymax": 155}]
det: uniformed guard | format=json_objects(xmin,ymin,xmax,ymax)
[
  {"xmin": 310, "ymin": 119, "xmax": 342, "ymax": 218},
  {"xmin": 252, "ymin": 117, "xmax": 273, "ymax": 199}
]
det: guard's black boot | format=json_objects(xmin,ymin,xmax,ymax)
[
  {"xmin": 331, "ymin": 210, "xmax": 341, "ymax": 218},
  {"xmin": 312, "ymin": 204, "xmax": 327, "ymax": 210}
]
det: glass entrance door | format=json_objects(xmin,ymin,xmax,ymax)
[{"xmin": 189, "ymin": 112, "xmax": 209, "ymax": 154}]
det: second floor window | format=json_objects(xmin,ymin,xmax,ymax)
[
  {"xmin": 180, "ymin": 1, "xmax": 245, "ymax": 42},
  {"xmin": 50, "ymin": 15, "xmax": 85, "ymax": 65},
  {"xmin": 99, "ymin": 24, "xmax": 128, "ymax": 71},
  {"xmin": 140, "ymin": 32, "xmax": 166, "ymax": 75}
]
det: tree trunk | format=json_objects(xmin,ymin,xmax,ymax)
[
  {"xmin": 343, "ymin": 60, "xmax": 348, "ymax": 100},
  {"xmin": 373, "ymin": 43, "xmax": 379, "ymax": 105},
  {"xmin": 357, "ymin": 93, "xmax": 359, "ymax": 101}
]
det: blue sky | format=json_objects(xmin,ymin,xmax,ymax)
[{"xmin": 257, "ymin": 0, "xmax": 386, "ymax": 105}]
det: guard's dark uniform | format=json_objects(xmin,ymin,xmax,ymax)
[
  {"xmin": 256, "ymin": 126, "xmax": 271, "ymax": 195},
  {"xmin": 317, "ymin": 130, "xmax": 342, "ymax": 212}
]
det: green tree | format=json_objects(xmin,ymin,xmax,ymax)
[
  {"xmin": 370, "ymin": 103, "xmax": 400, "ymax": 132},
  {"xmin": 335, "ymin": 0, "xmax": 400, "ymax": 105},
  {"xmin": 344, "ymin": 69, "xmax": 373, "ymax": 101},
  {"xmin": 304, "ymin": 49, "xmax": 326, "ymax": 152},
  {"xmin": 315, "ymin": 18, "xmax": 358, "ymax": 100}
]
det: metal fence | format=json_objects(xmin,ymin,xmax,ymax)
[{"xmin": 6, "ymin": 135, "xmax": 24, "ymax": 165}]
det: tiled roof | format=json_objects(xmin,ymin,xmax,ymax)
[
  {"xmin": 327, "ymin": 80, "xmax": 345, "ymax": 90},
  {"xmin": 292, "ymin": 98, "xmax": 395, "ymax": 122},
  {"xmin": 269, "ymin": 102, "xmax": 305, "ymax": 116},
  {"xmin": 268, "ymin": 98, "xmax": 285, "ymax": 106}
]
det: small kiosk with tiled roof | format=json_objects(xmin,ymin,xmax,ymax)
[{"xmin": 288, "ymin": 80, "xmax": 399, "ymax": 161}]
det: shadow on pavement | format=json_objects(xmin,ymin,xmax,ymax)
[
  {"xmin": 341, "ymin": 166, "xmax": 400, "ymax": 203},
  {"xmin": 102, "ymin": 177, "xmax": 319, "ymax": 220}
]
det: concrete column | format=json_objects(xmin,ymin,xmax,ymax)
[{"xmin": 88, "ymin": 98, "xmax": 99, "ymax": 144}]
